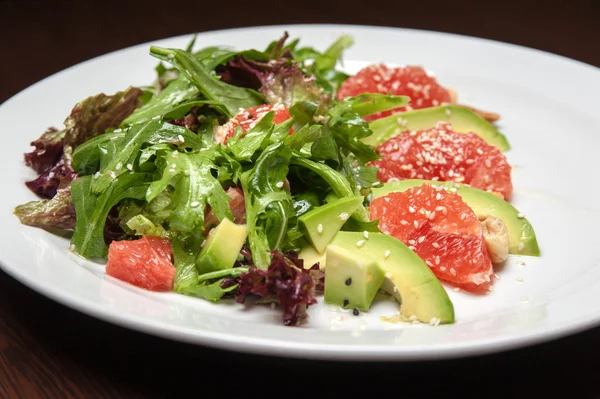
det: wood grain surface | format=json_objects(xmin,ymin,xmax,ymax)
[{"xmin": 1, "ymin": 0, "xmax": 599, "ymax": 397}]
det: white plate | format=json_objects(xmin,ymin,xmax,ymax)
[{"xmin": 2, "ymin": 24, "xmax": 600, "ymax": 361}]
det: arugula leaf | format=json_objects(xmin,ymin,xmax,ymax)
[
  {"xmin": 241, "ymin": 142, "xmax": 293, "ymax": 269},
  {"xmin": 150, "ymin": 46, "xmax": 263, "ymax": 117},
  {"xmin": 171, "ymin": 233, "xmax": 244, "ymax": 300},
  {"xmin": 70, "ymin": 173, "xmax": 149, "ymax": 258},
  {"xmin": 146, "ymin": 150, "xmax": 232, "ymax": 234},
  {"xmin": 313, "ymin": 35, "xmax": 354, "ymax": 72},
  {"xmin": 225, "ymin": 111, "xmax": 275, "ymax": 162},
  {"xmin": 289, "ymin": 154, "xmax": 370, "ymax": 222},
  {"xmin": 180, "ymin": 279, "xmax": 238, "ymax": 301},
  {"xmin": 122, "ymin": 76, "xmax": 200, "ymax": 125},
  {"xmin": 88, "ymin": 120, "xmax": 205, "ymax": 191}
]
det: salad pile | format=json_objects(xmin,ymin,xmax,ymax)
[{"xmin": 14, "ymin": 32, "xmax": 539, "ymax": 326}]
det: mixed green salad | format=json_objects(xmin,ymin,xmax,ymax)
[{"xmin": 15, "ymin": 32, "xmax": 536, "ymax": 327}]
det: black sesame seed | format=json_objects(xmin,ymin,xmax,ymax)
[
  {"xmin": 353, "ymin": 308, "xmax": 360, "ymax": 316},
  {"xmin": 247, "ymin": 114, "xmax": 254, "ymax": 119},
  {"xmin": 343, "ymin": 299, "xmax": 349, "ymax": 307},
  {"xmin": 345, "ymin": 277, "xmax": 352, "ymax": 286}
]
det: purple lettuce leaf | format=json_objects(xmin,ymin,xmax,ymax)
[
  {"xmin": 24, "ymin": 127, "xmax": 65, "ymax": 174},
  {"xmin": 218, "ymin": 56, "xmax": 323, "ymax": 107},
  {"xmin": 235, "ymin": 250, "xmax": 322, "ymax": 326}
]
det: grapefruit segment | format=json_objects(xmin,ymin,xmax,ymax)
[
  {"xmin": 369, "ymin": 121, "xmax": 513, "ymax": 200},
  {"xmin": 337, "ymin": 64, "xmax": 452, "ymax": 121},
  {"xmin": 369, "ymin": 184, "xmax": 493, "ymax": 293},
  {"xmin": 106, "ymin": 235, "xmax": 175, "ymax": 291}
]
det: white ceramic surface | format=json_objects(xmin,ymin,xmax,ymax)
[{"xmin": 2, "ymin": 24, "xmax": 600, "ymax": 361}]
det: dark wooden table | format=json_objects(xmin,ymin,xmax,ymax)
[{"xmin": 1, "ymin": 0, "xmax": 599, "ymax": 397}]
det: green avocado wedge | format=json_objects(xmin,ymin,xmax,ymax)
[
  {"xmin": 371, "ymin": 179, "xmax": 540, "ymax": 256},
  {"xmin": 364, "ymin": 105, "xmax": 510, "ymax": 151},
  {"xmin": 329, "ymin": 231, "xmax": 455, "ymax": 324},
  {"xmin": 298, "ymin": 195, "xmax": 364, "ymax": 254}
]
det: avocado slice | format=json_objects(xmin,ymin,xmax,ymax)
[
  {"xmin": 324, "ymin": 244, "xmax": 386, "ymax": 312},
  {"xmin": 298, "ymin": 244, "xmax": 327, "ymax": 270},
  {"xmin": 364, "ymin": 105, "xmax": 510, "ymax": 151},
  {"xmin": 196, "ymin": 218, "xmax": 249, "ymax": 274},
  {"xmin": 371, "ymin": 179, "xmax": 540, "ymax": 256},
  {"xmin": 298, "ymin": 195, "xmax": 364, "ymax": 254},
  {"xmin": 330, "ymin": 231, "xmax": 455, "ymax": 324}
]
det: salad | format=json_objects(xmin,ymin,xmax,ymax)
[{"xmin": 14, "ymin": 32, "xmax": 540, "ymax": 327}]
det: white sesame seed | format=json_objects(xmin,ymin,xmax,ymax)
[
  {"xmin": 356, "ymin": 240, "xmax": 366, "ymax": 247},
  {"xmin": 340, "ymin": 212, "xmax": 349, "ymax": 221},
  {"xmin": 115, "ymin": 162, "xmax": 122, "ymax": 171},
  {"xmin": 167, "ymin": 53, "xmax": 174, "ymax": 59},
  {"xmin": 516, "ymin": 260, "xmax": 526, "ymax": 266},
  {"xmin": 126, "ymin": 163, "xmax": 133, "ymax": 171},
  {"xmin": 440, "ymin": 266, "xmax": 447, "ymax": 272},
  {"xmin": 432, "ymin": 242, "xmax": 440, "ymax": 248},
  {"xmin": 184, "ymin": 170, "xmax": 190, "ymax": 176},
  {"xmin": 168, "ymin": 168, "xmax": 176, "ymax": 173},
  {"xmin": 518, "ymin": 242, "xmax": 525, "ymax": 251},
  {"xmin": 93, "ymin": 172, "xmax": 101, "ymax": 179},
  {"xmin": 409, "ymin": 315, "xmax": 418, "ymax": 321},
  {"xmin": 488, "ymin": 286, "xmax": 494, "ymax": 292},
  {"xmin": 425, "ymin": 260, "xmax": 433, "ymax": 266},
  {"xmin": 517, "ymin": 213, "xmax": 525, "ymax": 219},
  {"xmin": 520, "ymin": 297, "xmax": 530, "ymax": 302},
  {"xmin": 317, "ymin": 224, "xmax": 323, "ymax": 234},
  {"xmin": 516, "ymin": 276, "xmax": 524, "ymax": 283},
  {"xmin": 418, "ymin": 236, "xmax": 425, "ymax": 243},
  {"xmin": 384, "ymin": 250, "xmax": 391, "ymax": 259},
  {"xmin": 171, "ymin": 163, "xmax": 177, "ymax": 168},
  {"xmin": 408, "ymin": 206, "xmax": 416, "ymax": 213},
  {"xmin": 494, "ymin": 273, "xmax": 500, "ymax": 280},
  {"xmin": 363, "ymin": 231, "xmax": 369, "ymax": 239},
  {"xmin": 275, "ymin": 181, "xmax": 284, "ymax": 188},
  {"xmin": 450, "ymin": 268, "xmax": 457, "ymax": 276},
  {"xmin": 190, "ymin": 201, "xmax": 200, "ymax": 208},
  {"xmin": 385, "ymin": 272, "xmax": 393, "ymax": 278},
  {"xmin": 178, "ymin": 134, "xmax": 185, "ymax": 143},
  {"xmin": 413, "ymin": 220, "xmax": 419, "ymax": 228}
]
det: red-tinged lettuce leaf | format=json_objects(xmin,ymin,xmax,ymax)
[
  {"xmin": 24, "ymin": 127, "xmax": 65, "ymax": 174},
  {"xmin": 14, "ymin": 185, "xmax": 75, "ymax": 231},
  {"xmin": 25, "ymin": 153, "xmax": 78, "ymax": 199},
  {"xmin": 62, "ymin": 86, "xmax": 144, "ymax": 148},
  {"xmin": 17, "ymin": 87, "xmax": 144, "ymax": 232},
  {"xmin": 235, "ymin": 250, "xmax": 322, "ymax": 326},
  {"xmin": 218, "ymin": 56, "xmax": 323, "ymax": 107}
]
